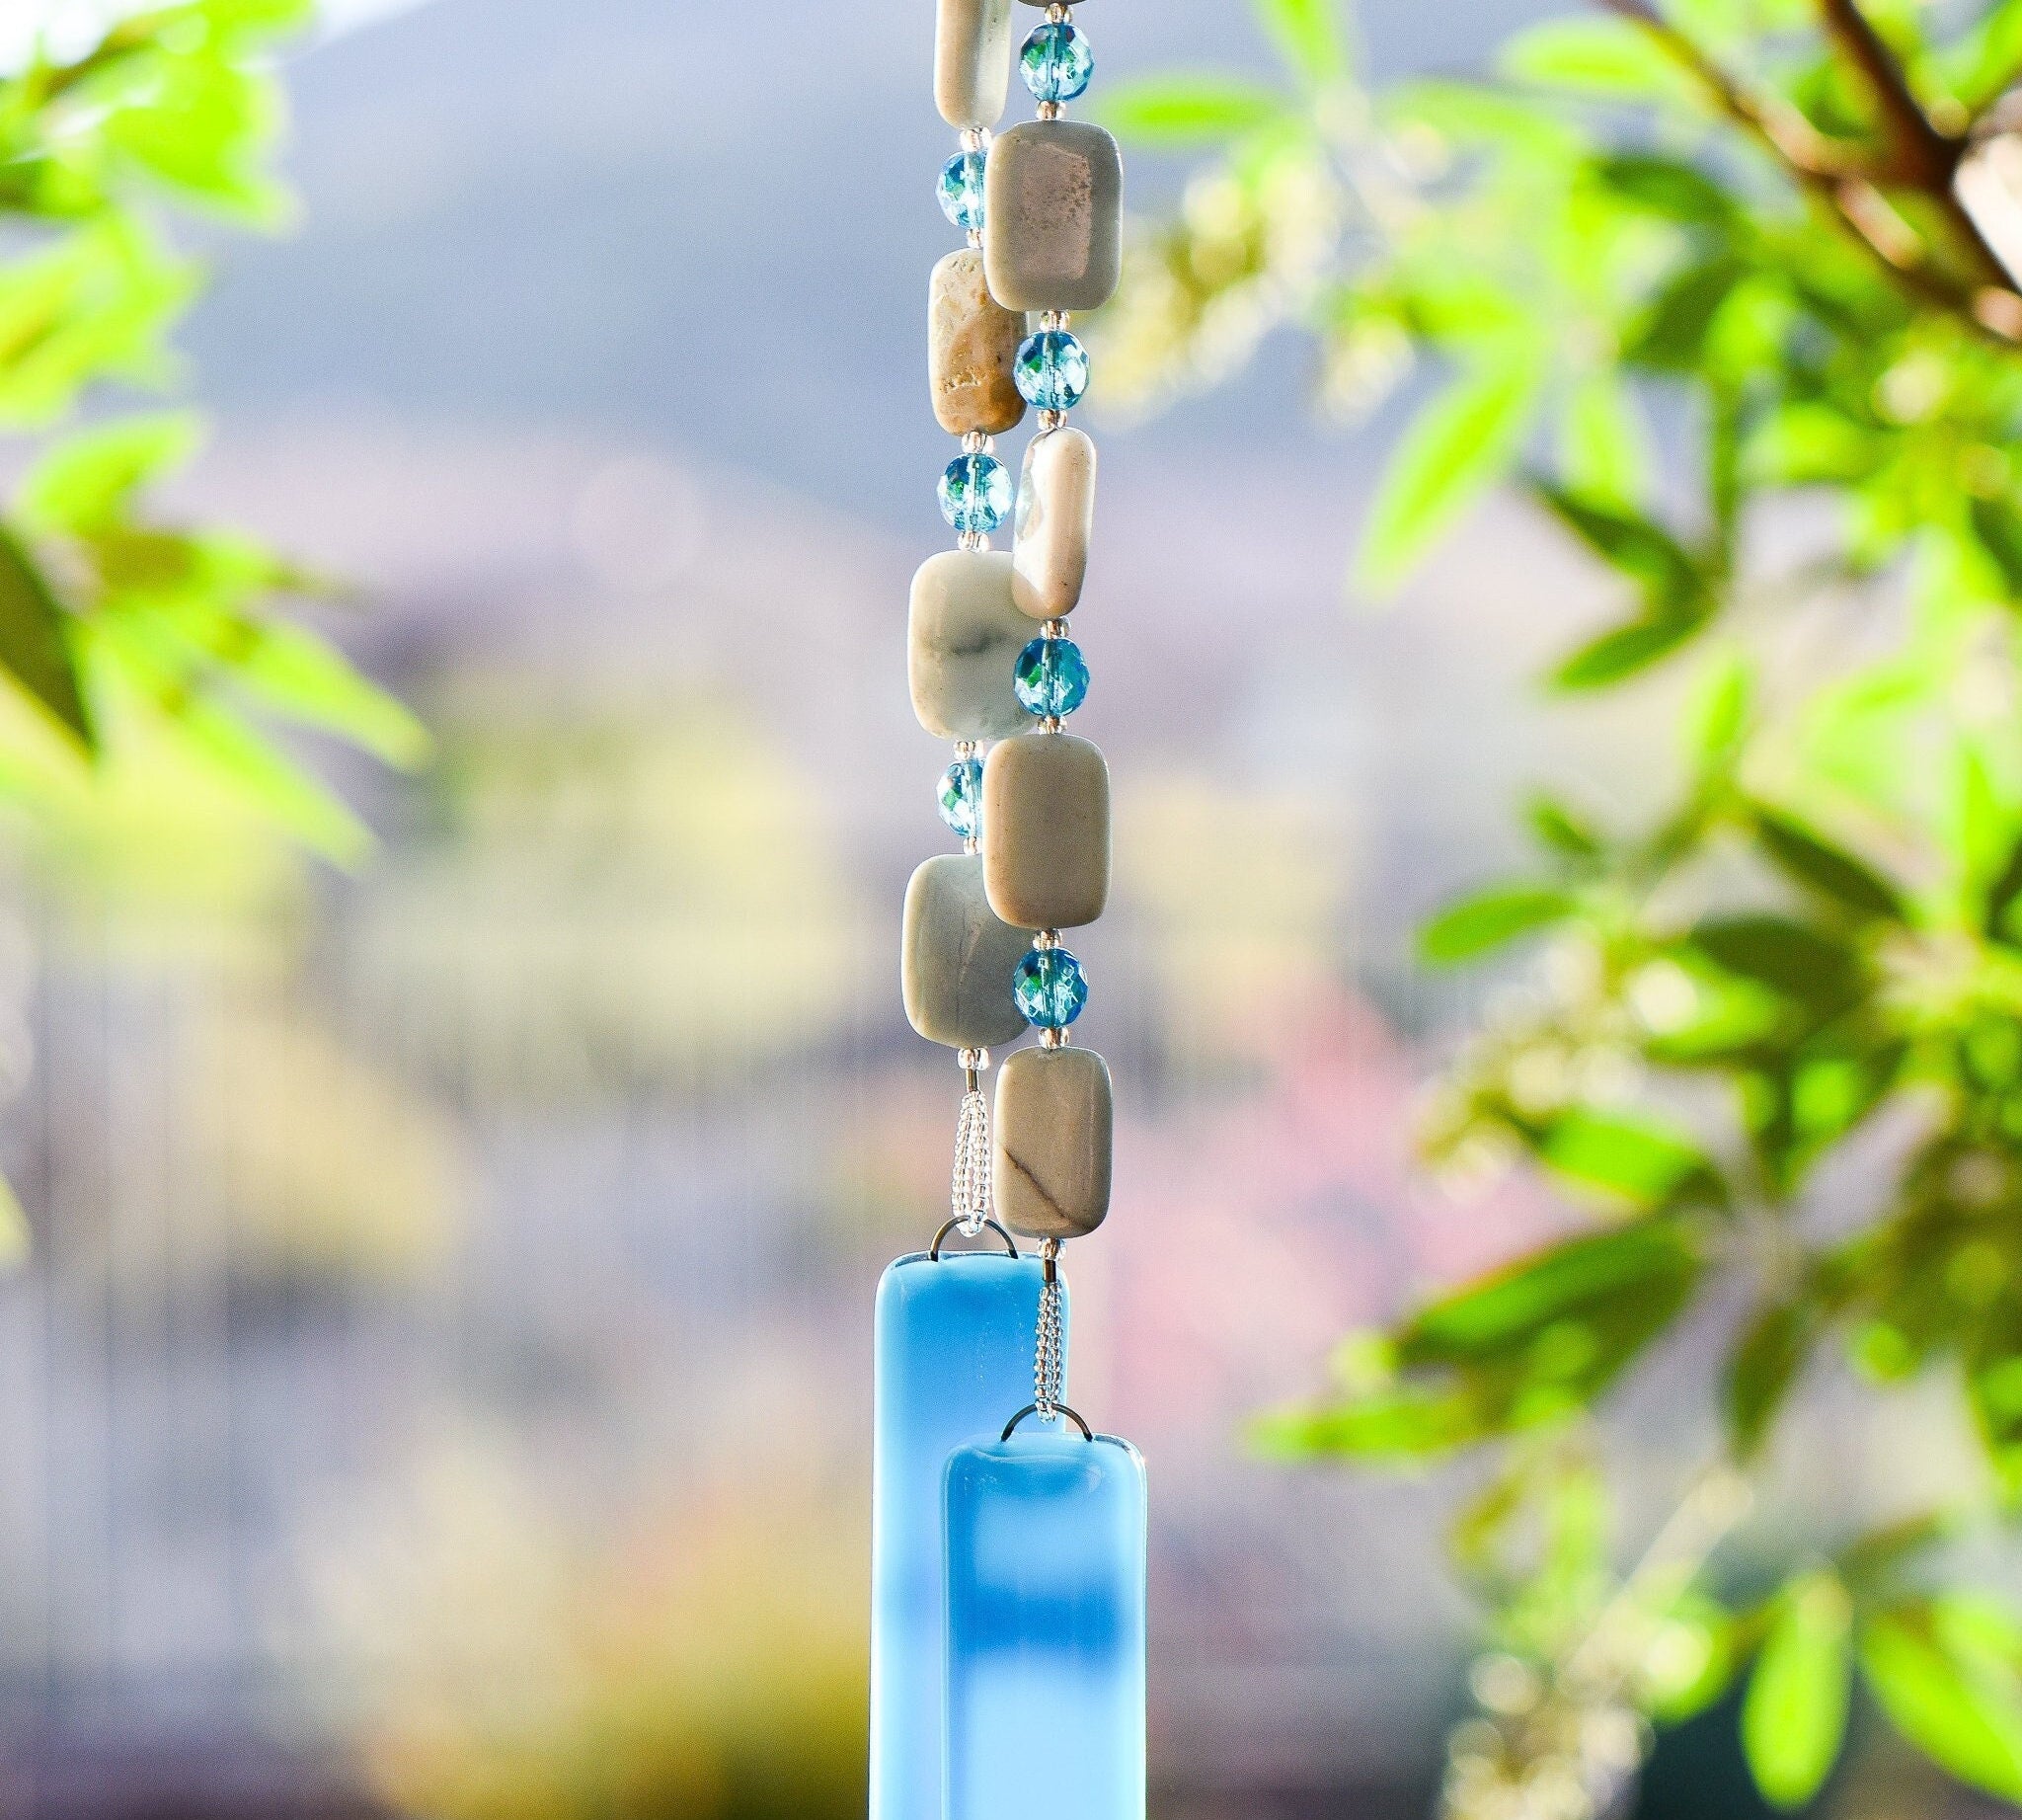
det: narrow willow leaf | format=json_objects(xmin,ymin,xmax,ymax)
[
  {"xmin": 1537, "ymin": 1107, "xmax": 1724, "ymax": 1211},
  {"xmin": 1725, "ymin": 1296, "xmax": 1817, "ymax": 1459},
  {"xmin": 1098, "ymin": 76, "xmax": 1289, "ymax": 144},
  {"xmin": 225, "ymin": 620, "xmax": 429, "ymax": 768},
  {"xmin": 1526, "ymin": 794, "xmax": 1606, "ymax": 863},
  {"xmin": 1591, "ymin": 152, "xmax": 1742, "ymax": 226},
  {"xmin": 1743, "ymin": 1573, "xmax": 1852, "ymax": 1808},
  {"xmin": 1254, "ymin": 0, "xmax": 1351, "ymax": 81},
  {"xmin": 1687, "ymin": 914, "xmax": 1862, "ymax": 1010},
  {"xmin": 0, "ymin": 527, "xmax": 92, "ymax": 752},
  {"xmin": 1359, "ymin": 356, "xmax": 1543, "ymax": 589},
  {"xmin": 1553, "ymin": 613, "xmax": 1705, "ymax": 690},
  {"xmin": 1688, "ymin": 653, "xmax": 1752, "ymax": 770},
  {"xmin": 17, "ymin": 413, "xmax": 202, "ymax": 532},
  {"xmin": 1529, "ymin": 481, "xmax": 1707, "ymax": 610},
  {"xmin": 1418, "ymin": 883, "xmax": 1575, "ymax": 964},
  {"xmin": 1560, "ymin": 370, "xmax": 1649, "ymax": 510},
  {"xmin": 1501, "ymin": 16, "xmax": 1695, "ymax": 101},
  {"xmin": 1861, "ymin": 1606, "xmax": 2022, "ymax": 1803},
  {"xmin": 1751, "ymin": 809, "xmax": 1905, "ymax": 921}
]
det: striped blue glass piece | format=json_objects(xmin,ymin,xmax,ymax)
[
  {"xmin": 944, "ymin": 1427, "xmax": 1148, "ymax": 1820},
  {"xmin": 871, "ymin": 1247, "xmax": 1062, "ymax": 1820}
]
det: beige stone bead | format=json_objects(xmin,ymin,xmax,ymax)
[
  {"xmin": 929, "ymin": 249, "xmax": 1027, "ymax": 437},
  {"xmin": 983, "ymin": 120, "xmax": 1125, "ymax": 312},
  {"xmin": 1011, "ymin": 426, "xmax": 1096, "ymax": 619},
  {"xmin": 981, "ymin": 732, "xmax": 1109, "ymax": 929},
  {"xmin": 902, "ymin": 854, "xmax": 1032, "ymax": 1049},
  {"xmin": 993, "ymin": 1044, "xmax": 1113, "ymax": 1239},
  {"xmin": 935, "ymin": 0, "xmax": 1014, "ymax": 130},
  {"xmin": 908, "ymin": 549, "xmax": 1036, "ymax": 743}
]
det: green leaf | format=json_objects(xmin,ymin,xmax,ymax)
[
  {"xmin": 1359, "ymin": 355, "xmax": 1544, "ymax": 589},
  {"xmin": 1751, "ymin": 809, "xmax": 1905, "ymax": 922},
  {"xmin": 1970, "ymin": 497, "xmax": 2022, "ymax": 601},
  {"xmin": 17, "ymin": 413, "xmax": 202, "ymax": 533},
  {"xmin": 1861, "ymin": 1605, "xmax": 2022, "ymax": 1803},
  {"xmin": 1554, "ymin": 614, "xmax": 1707, "ymax": 690},
  {"xmin": 1419, "ymin": 883, "xmax": 1576, "ymax": 965},
  {"xmin": 1725, "ymin": 1296, "xmax": 1817, "ymax": 1459},
  {"xmin": 1688, "ymin": 654, "xmax": 1752, "ymax": 771},
  {"xmin": 1625, "ymin": 258, "xmax": 1746, "ymax": 371},
  {"xmin": 0, "ymin": 526, "xmax": 92, "ymax": 752},
  {"xmin": 1536, "ymin": 1107, "xmax": 1725, "ymax": 1212},
  {"xmin": 1987, "ymin": 831, "xmax": 2022, "ymax": 944},
  {"xmin": 1743, "ymin": 1572, "xmax": 1852, "ymax": 1808},
  {"xmin": 1501, "ymin": 16, "xmax": 1695, "ymax": 101},
  {"xmin": 222, "ymin": 620, "xmax": 429, "ymax": 768},
  {"xmin": 1559, "ymin": 370, "xmax": 1649, "ymax": 510},
  {"xmin": 1096, "ymin": 75, "xmax": 1290, "ymax": 145},
  {"xmin": 171, "ymin": 697, "xmax": 372, "ymax": 864},
  {"xmin": 1527, "ymin": 794, "xmax": 1606, "ymax": 864},
  {"xmin": 1530, "ymin": 483, "xmax": 1708, "ymax": 610},
  {"xmin": 1404, "ymin": 1222, "xmax": 1702, "ymax": 1357},
  {"xmin": 1253, "ymin": 0, "xmax": 1351, "ymax": 81},
  {"xmin": 1688, "ymin": 914, "xmax": 1863, "ymax": 1012},
  {"xmin": 1591, "ymin": 152, "xmax": 1742, "ymax": 226}
]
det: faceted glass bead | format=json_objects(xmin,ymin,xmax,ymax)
[
  {"xmin": 1014, "ymin": 330, "xmax": 1090, "ymax": 411},
  {"xmin": 938, "ymin": 150, "xmax": 988, "ymax": 232},
  {"xmin": 939, "ymin": 453, "xmax": 1013, "ymax": 534},
  {"xmin": 939, "ymin": 755, "xmax": 985, "ymax": 839},
  {"xmin": 1014, "ymin": 635, "xmax": 1089, "ymax": 718},
  {"xmin": 1020, "ymin": 22, "xmax": 1093, "ymax": 103},
  {"xmin": 1013, "ymin": 944, "xmax": 1088, "ymax": 1028}
]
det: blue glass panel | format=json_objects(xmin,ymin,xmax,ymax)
[
  {"xmin": 944, "ymin": 1428, "xmax": 1148, "ymax": 1820},
  {"xmin": 871, "ymin": 1248, "xmax": 1061, "ymax": 1820}
]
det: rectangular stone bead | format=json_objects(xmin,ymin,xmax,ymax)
[
  {"xmin": 902, "ymin": 854, "xmax": 1032, "ymax": 1050},
  {"xmin": 909, "ymin": 550, "xmax": 1037, "ymax": 743},
  {"xmin": 993, "ymin": 1044, "xmax": 1113, "ymax": 1239},
  {"xmin": 981, "ymin": 732, "xmax": 1109, "ymax": 929},
  {"xmin": 930, "ymin": 249, "xmax": 1027, "ymax": 437},
  {"xmin": 983, "ymin": 120, "xmax": 1124, "ymax": 313},
  {"xmin": 935, "ymin": 0, "xmax": 1014, "ymax": 130},
  {"xmin": 1011, "ymin": 426, "xmax": 1096, "ymax": 619}
]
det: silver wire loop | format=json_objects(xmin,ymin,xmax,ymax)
[
  {"xmin": 930, "ymin": 1216, "xmax": 1019, "ymax": 1260},
  {"xmin": 1002, "ymin": 1402, "xmax": 1093, "ymax": 1441}
]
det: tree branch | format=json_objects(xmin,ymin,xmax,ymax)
[{"xmin": 1816, "ymin": 0, "xmax": 1958, "ymax": 187}]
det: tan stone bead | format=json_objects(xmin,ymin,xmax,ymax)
[
  {"xmin": 983, "ymin": 119, "xmax": 1125, "ymax": 312},
  {"xmin": 901, "ymin": 854, "xmax": 1032, "ymax": 1050},
  {"xmin": 993, "ymin": 1044, "xmax": 1113, "ymax": 1239},
  {"xmin": 981, "ymin": 732, "xmax": 1109, "ymax": 929},
  {"xmin": 929, "ymin": 250, "xmax": 1027, "ymax": 438},
  {"xmin": 1011, "ymin": 426, "xmax": 1096, "ymax": 619},
  {"xmin": 935, "ymin": 0, "xmax": 1014, "ymax": 130},
  {"xmin": 908, "ymin": 549, "xmax": 1035, "ymax": 743}
]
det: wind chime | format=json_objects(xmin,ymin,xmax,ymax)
[{"xmin": 870, "ymin": 4, "xmax": 1144, "ymax": 1820}]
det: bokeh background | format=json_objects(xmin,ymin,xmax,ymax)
[{"xmin": 0, "ymin": 1, "xmax": 1998, "ymax": 1817}]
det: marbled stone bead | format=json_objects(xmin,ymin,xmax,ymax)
[
  {"xmin": 909, "ymin": 550, "xmax": 1035, "ymax": 743},
  {"xmin": 935, "ymin": 0, "xmax": 1015, "ymax": 130},
  {"xmin": 983, "ymin": 120, "xmax": 1125, "ymax": 313},
  {"xmin": 981, "ymin": 732, "xmax": 1110, "ymax": 928},
  {"xmin": 1011, "ymin": 426, "xmax": 1096, "ymax": 619},
  {"xmin": 993, "ymin": 1044, "xmax": 1113, "ymax": 1239},
  {"xmin": 903, "ymin": 853, "xmax": 1033, "ymax": 1049},
  {"xmin": 929, "ymin": 249, "xmax": 1027, "ymax": 438}
]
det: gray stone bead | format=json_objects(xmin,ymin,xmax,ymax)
[
  {"xmin": 982, "ymin": 732, "xmax": 1109, "ymax": 929},
  {"xmin": 983, "ymin": 120, "xmax": 1125, "ymax": 313},
  {"xmin": 935, "ymin": 0, "xmax": 1014, "ymax": 130},
  {"xmin": 994, "ymin": 1044, "xmax": 1113, "ymax": 1239},
  {"xmin": 908, "ymin": 549, "xmax": 1036, "ymax": 743},
  {"xmin": 902, "ymin": 853, "xmax": 1033, "ymax": 1050},
  {"xmin": 929, "ymin": 249, "xmax": 1027, "ymax": 438},
  {"xmin": 1011, "ymin": 426, "xmax": 1096, "ymax": 619}
]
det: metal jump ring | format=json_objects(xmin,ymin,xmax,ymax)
[
  {"xmin": 930, "ymin": 1217, "xmax": 1020, "ymax": 1261},
  {"xmin": 1001, "ymin": 1402, "xmax": 1093, "ymax": 1441}
]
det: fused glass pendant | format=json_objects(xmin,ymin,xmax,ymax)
[
  {"xmin": 872, "ymin": 1243, "xmax": 1067, "ymax": 1820},
  {"xmin": 945, "ymin": 1422, "xmax": 1148, "ymax": 1820}
]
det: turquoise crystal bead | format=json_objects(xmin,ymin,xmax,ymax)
[
  {"xmin": 940, "ymin": 452, "xmax": 1013, "ymax": 534},
  {"xmin": 938, "ymin": 149, "xmax": 988, "ymax": 232},
  {"xmin": 1013, "ymin": 944, "xmax": 1087, "ymax": 1027},
  {"xmin": 939, "ymin": 755, "xmax": 985, "ymax": 839},
  {"xmin": 1014, "ymin": 635, "xmax": 1088, "ymax": 718},
  {"xmin": 1014, "ymin": 329, "xmax": 1089, "ymax": 411},
  {"xmin": 1020, "ymin": 22, "xmax": 1093, "ymax": 103}
]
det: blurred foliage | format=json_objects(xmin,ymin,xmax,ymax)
[
  {"xmin": 319, "ymin": 1448, "xmax": 867, "ymax": 1820},
  {"xmin": 0, "ymin": 2, "xmax": 427, "ymax": 1251},
  {"xmin": 1103, "ymin": 0, "xmax": 2022, "ymax": 1809}
]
